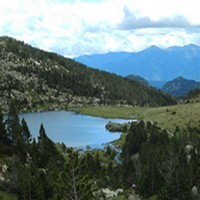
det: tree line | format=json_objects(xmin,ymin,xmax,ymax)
[{"xmin": 121, "ymin": 120, "xmax": 200, "ymax": 199}]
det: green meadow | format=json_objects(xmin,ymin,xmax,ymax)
[{"xmin": 79, "ymin": 102, "xmax": 200, "ymax": 133}]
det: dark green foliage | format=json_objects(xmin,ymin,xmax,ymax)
[
  {"xmin": 4, "ymin": 104, "xmax": 31, "ymax": 162},
  {"xmin": 37, "ymin": 124, "xmax": 64, "ymax": 168},
  {"xmin": 122, "ymin": 120, "xmax": 147, "ymax": 157},
  {"xmin": 107, "ymin": 162, "xmax": 113, "ymax": 176},
  {"xmin": 0, "ymin": 106, "xmax": 92, "ymax": 199},
  {"xmin": 16, "ymin": 162, "xmax": 50, "ymax": 200},
  {"xmin": 94, "ymin": 152, "xmax": 101, "ymax": 173},
  {"xmin": 121, "ymin": 156, "xmax": 136, "ymax": 188},
  {"xmin": 4, "ymin": 104, "xmax": 32, "ymax": 162},
  {"xmin": 20, "ymin": 118, "xmax": 31, "ymax": 145},
  {"xmin": 139, "ymin": 142, "xmax": 165, "ymax": 197},
  {"xmin": 158, "ymin": 146, "xmax": 193, "ymax": 200},
  {"xmin": 5, "ymin": 104, "xmax": 21, "ymax": 148},
  {"xmin": 84, "ymin": 153, "xmax": 97, "ymax": 177},
  {"xmin": 187, "ymin": 88, "xmax": 200, "ymax": 99},
  {"xmin": 104, "ymin": 145, "xmax": 116, "ymax": 160},
  {"xmin": 190, "ymin": 146, "xmax": 200, "ymax": 189},
  {"xmin": 106, "ymin": 145, "xmax": 112, "ymax": 156},
  {"xmin": 2, "ymin": 104, "xmax": 200, "ymax": 199},
  {"xmin": 53, "ymin": 149, "xmax": 94, "ymax": 200},
  {"xmin": 0, "ymin": 105, "xmax": 65, "ymax": 199},
  {"xmin": 121, "ymin": 120, "xmax": 200, "ymax": 199},
  {"xmin": 0, "ymin": 110, "xmax": 7, "ymax": 143},
  {"xmin": 184, "ymin": 88, "xmax": 200, "ymax": 103},
  {"xmin": 0, "ymin": 109, "xmax": 10, "ymax": 154}
]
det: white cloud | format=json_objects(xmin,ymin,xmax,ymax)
[{"xmin": 0, "ymin": 0, "xmax": 200, "ymax": 57}]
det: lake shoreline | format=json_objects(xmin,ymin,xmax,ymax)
[
  {"xmin": 9, "ymin": 104, "xmax": 135, "ymax": 121},
  {"xmin": 18, "ymin": 110, "xmax": 132, "ymax": 148}
]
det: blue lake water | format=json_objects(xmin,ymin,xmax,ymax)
[{"xmin": 19, "ymin": 111, "xmax": 132, "ymax": 148}]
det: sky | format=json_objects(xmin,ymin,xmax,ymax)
[{"xmin": 1, "ymin": 0, "xmax": 200, "ymax": 57}]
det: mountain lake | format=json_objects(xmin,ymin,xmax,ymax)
[{"xmin": 19, "ymin": 111, "xmax": 132, "ymax": 148}]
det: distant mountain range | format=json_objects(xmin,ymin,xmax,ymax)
[
  {"xmin": 75, "ymin": 44, "xmax": 200, "ymax": 81},
  {"xmin": 125, "ymin": 74, "xmax": 200, "ymax": 97},
  {"xmin": 0, "ymin": 36, "xmax": 176, "ymax": 112},
  {"xmin": 162, "ymin": 77, "xmax": 200, "ymax": 97}
]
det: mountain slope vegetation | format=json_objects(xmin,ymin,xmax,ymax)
[
  {"xmin": 0, "ymin": 36, "xmax": 175, "ymax": 112},
  {"xmin": 125, "ymin": 74, "xmax": 149, "ymax": 86},
  {"xmin": 184, "ymin": 88, "xmax": 200, "ymax": 103},
  {"xmin": 162, "ymin": 76, "xmax": 200, "ymax": 97}
]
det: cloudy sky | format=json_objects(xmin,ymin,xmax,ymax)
[{"xmin": 1, "ymin": 0, "xmax": 200, "ymax": 57}]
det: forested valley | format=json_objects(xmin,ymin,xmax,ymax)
[{"xmin": 1, "ymin": 104, "xmax": 200, "ymax": 199}]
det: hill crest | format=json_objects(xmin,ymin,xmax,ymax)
[
  {"xmin": 162, "ymin": 76, "xmax": 200, "ymax": 97},
  {"xmin": 0, "ymin": 36, "xmax": 176, "ymax": 112}
]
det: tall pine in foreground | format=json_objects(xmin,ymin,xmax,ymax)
[
  {"xmin": 0, "ymin": 108, "xmax": 10, "ymax": 154},
  {"xmin": 53, "ymin": 149, "xmax": 94, "ymax": 200},
  {"xmin": 37, "ymin": 124, "xmax": 64, "ymax": 168},
  {"xmin": 5, "ymin": 103, "xmax": 21, "ymax": 151}
]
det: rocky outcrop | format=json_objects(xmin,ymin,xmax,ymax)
[{"xmin": 105, "ymin": 121, "xmax": 131, "ymax": 132}]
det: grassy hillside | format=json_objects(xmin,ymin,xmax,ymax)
[
  {"xmin": 79, "ymin": 102, "xmax": 200, "ymax": 133},
  {"xmin": 0, "ymin": 36, "xmax": 176, "ymax": 112},
  {"xmin": 0, "ymin": 191, "xmax": 17, "ymax": 200}
]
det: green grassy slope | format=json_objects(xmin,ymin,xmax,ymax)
[
  {"xmin": 0, "ymin": 191, "xmax": 17, "ymax": 200},
  {"xmin": 79, "ymin": 102, "xmax": 200, "ymax": 133}
]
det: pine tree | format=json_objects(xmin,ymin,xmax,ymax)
[
  {"xmin": 53, "ymin": 149, "xmax": 94, "ymax": 200},
  {"xmin": 94, "ymin": 152, "xmax": 101, "ymax": 173},
  {"xmin": 0, "ymin": 109, "xmax": 7, "ymax": 142},
  {"xmin": 106, "ymin": 145, "xmax": 112, "ymax": 156},
  {"xmin": 190, "ymin": 144, "xmax": 200, "ymax": 190},
  {"xmin": 21, "ymin": 118, "xmax": 31, "ymax": 145},
  {"xmin": 122, "ymin": 120, "xmax": 147, "ymax": 157},
  {"xmin": 17, "ymin": 162, "xmax": 49, "ymax": 200},
  {"xmin": 158, "ymin": 138, "xmax": 194, "ymax": 200},
  {"xmin": 0, "ymin": 109, "xmax": 10, "ymax": 154},
  {"xmin": 85, "ymin": 153, "xmax": 96, "ymax": 177},
  {"xmin": 139, "ymin": 142, "xmax": 165, "ymax": 197},
  {"xmin": 5, "ymin": 104, "xmax": 32, "ymax": 162},
  {"xmin": 5, "ymin": 103, "xmax": 21, "ymax": 150},
  {"xmin": 37, "ymin": 124, "xmax": 63, "ymax": 168}
]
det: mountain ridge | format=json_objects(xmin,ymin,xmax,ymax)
[
  {"xmin": 75, "ymin": 44, "xmax": 200, "ymax": 81},
  {"xmin": 0, "ymin": 36, "xmax": 175, "ymax": 112},
  {"xmin": 162, "ymin": 76, "xmax": 200, "ymax": 97}
]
